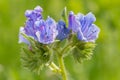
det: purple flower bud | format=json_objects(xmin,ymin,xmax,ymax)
[
  {"xmin": 25, "ymin": 6, "xmax": 42, "ymax": 21},
  {"xmin": 25, "ymin": 10, "xmax": 33, "ymax": 18},
  {"xmin": 68, "ymin": 11, "xmax": 100, "ymax": 42},
  {"xmin": 57, "ymin": 20, "xmax": 70, "ymax": 40},
  {"xmin": 34, "ymin": 6, "xmax": 43, "ymax": 12}
]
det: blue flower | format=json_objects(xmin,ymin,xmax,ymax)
[
  {"xmin": 68, "ymin": 11, "xmax": 100, "ymax": 42},
  {"xmin": 56, "ymin": 20, "xmax": 70, "ymax": 40},
  {"xmin": 19, "ymin": 6, "xmax": 58, "ymax": 44},
  {"xmin": 35, "ymin": 17, "xmax": 58, "ymax": 44}
]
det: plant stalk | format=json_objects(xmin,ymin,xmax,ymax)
[{"xmin": 58, "ymin": 55, "xmax": 67, "ymax": 80}]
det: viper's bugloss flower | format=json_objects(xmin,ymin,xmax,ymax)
[
  {"xmin": 68, "ymin": 11, "xmax": 100, "ymax": 42},
  {"xmin": 19, "ymin": 6, "xmax": 58, "ymax": 44},
  {"xmin": 56, "ymin": 20, "xmax": 70, "ymax": 40},
  {"xmin": 19, "ymin": 6, "xmax": 101, "ymax": 76},
  {"xmin": 35, "ymin": 17, "xmax": 58, "ymax": 44}
]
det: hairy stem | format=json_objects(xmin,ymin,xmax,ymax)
[{"xmin": 58, "ymin": 55, "xmax": 67, "ymax": 80}]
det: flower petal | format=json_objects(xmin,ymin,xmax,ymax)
[
  {"xmin": 68, "ymin": 11, "xmax": 81, "ymax": 33},
  {"xmin": 57, "ymin": 20, "xmax": 70, "ymax": 40},
  {"xmin": 24, "ymin": 19, "xmax": 37, "ymax": 40},
  {"xmin": 85, "ymin": 24, "xmax": 100, "ymax": 41},
  {"xmin": 81, "ymin": 12, "xmax": 96, "ymax": 34},
  {"xmin": 77, "ymin": 29, "xmax": 87, "ymax": 41}
]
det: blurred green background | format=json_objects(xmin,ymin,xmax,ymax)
[{"xmin": 0, "ymin": 0, "xmax": 120, "ymax": 80}]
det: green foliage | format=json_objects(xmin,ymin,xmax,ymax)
[
  {"xmin": 1, "ymin": 0, "xmax": 120, "ymax": 80},
  {"xmin": 20, "ymin": 34, "xmax": 51, "ymax": 74},
  {"xmin": 72, "ymin": 42, "xmax": 96, "ymax": 63},
  {"xmin": 53, "ymin": 39, "xmax": 69, "ymax": 56},
  {"xmin": 21, "ymin": 44, "xmax": 51, "ymax": 74},
  {"xmin": 20, "ymin": 31, "xmax": 96, "ymax": 78}
]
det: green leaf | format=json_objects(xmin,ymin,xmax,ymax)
[{"xmin": 61, "ymin": 7, "xmax": 68, "ymax": 27}]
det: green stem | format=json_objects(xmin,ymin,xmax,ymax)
[
  {"xmin": 61, "ymin": 42, "xmax": 74, "ymax": 55},
  {"xmin": 58, "ymin": 55, "xmax": 67, "ymax": 80}
]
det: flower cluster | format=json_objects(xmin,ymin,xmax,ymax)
[
  {"xmin": 19, "ymin": 6, "xmax": 100, "ymax": 45},
  {"xmin": 19, "ymin": 6, "xmax": 58, "ymax": 44},
  {"xmin": 19, "ymin": 6, "xmax": 100, "ymax": 78}
]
